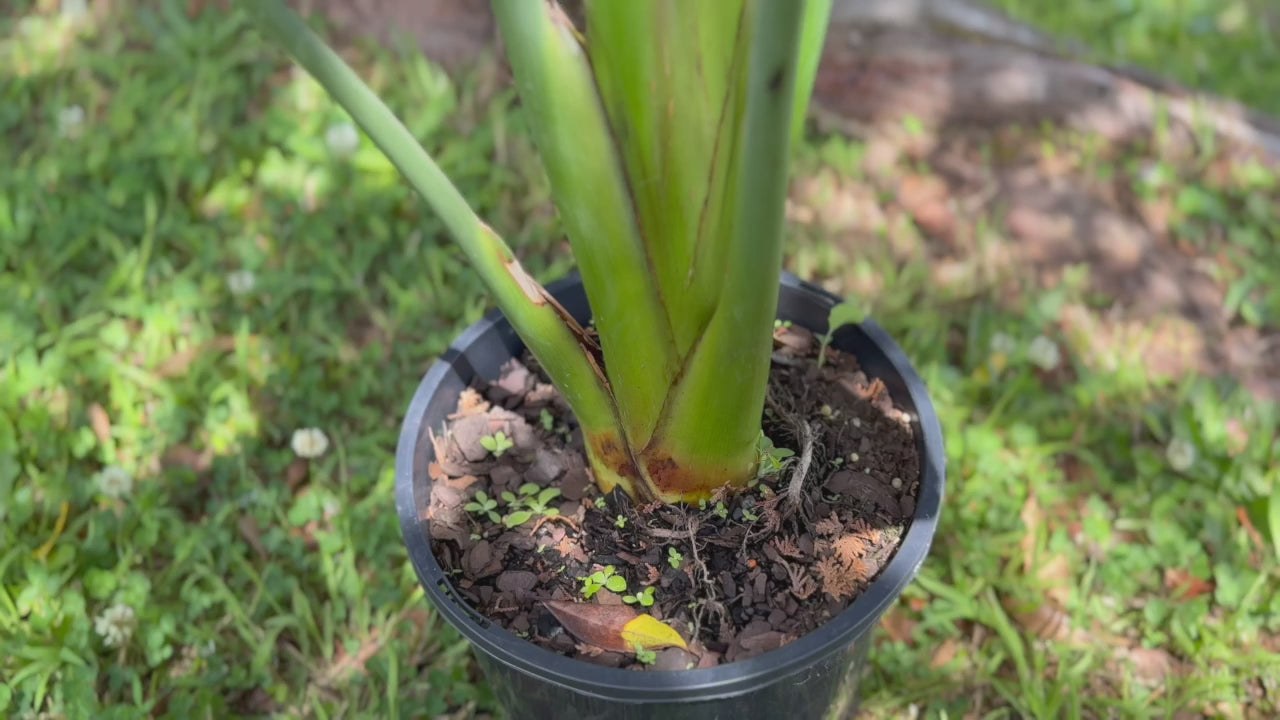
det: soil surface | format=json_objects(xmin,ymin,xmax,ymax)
[{"xmin": 425, "ymin": 325, "xmax": 921, "ymax": 670}]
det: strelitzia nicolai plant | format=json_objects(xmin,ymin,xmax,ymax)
[{"xmin": 243, "ymin": 0, "xmax": 833, "ymax": 504}]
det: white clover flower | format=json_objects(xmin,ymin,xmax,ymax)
[
  {"xmin": 1165, "ymin": 437, "xmax": 1196, "ymax": 472},
  {"xmin": 291, "ymin": 427, "xmax": 329, "ymax": 459},
  {"xmin": 94, "ymin": 465, "xmax": 133, "ymax": 499},
  {"xmin": 93, "ymin": 603, "xmax": 136, "ymax": 647},
  {"xmin": 989, "ymin": 332, "xmax": 1017, "ymax": 356},
  {"xmin": 325, "ymin": 122, "xmax": 360, "ymax": 157},
  {"xmin": 58, "ymin": 105, "xmax": 86, "ymax": 138},
  {"xmin": 226, "ymin": 269, "xmax": 256, "ymax": 296},
  {"xmin": 1027, "ymin": 335, "xmax": 1061, "ymax": 371}
]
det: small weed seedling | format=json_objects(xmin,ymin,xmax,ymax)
[
  {"xmin": 623, "ymin": 586, "xmax": 656, "ymax": 607},
  {"xmin": 667, "ymin": 547, "xmax": 683, "ymax": 570},
  {"xmin": 580, "ymin": 565, "xmax": 627, "ymax": 599},
  {"xmin": 614, "ymin": 515, "xmax": 627, "ymax": 529},
  {"xmin": 632, "ymin": 642, "xmax": 657, "ymax": 665},
  {"xmin": 539, "ymin": 409, "xmax": 555, "ymax": 432},
  {"xmin": 755, "ymin": 432, "xmax": 795, "ymax": 478},
  {"xmin": 464, "ymin": 491, "xmax": 500, "ymax": 524},
  {"xmin": 817, "ymin": 300, "xmax": 864, "ymax": 367},
  {"xmin": 479, "ymin": 431, "xmax": 514, "ymax": 457},
  {"xmin": 594, "ymin": 496, "xmax": 608, "ymax": 510},
  {"xmin": 500, "ymin": 483, "xmax": 562, "ymax": 528}
]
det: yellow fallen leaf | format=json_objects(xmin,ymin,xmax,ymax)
[{"xmin": 621, "ymin": 614, "xmax": 687, "ymax": 651}]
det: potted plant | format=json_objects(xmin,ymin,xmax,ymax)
[{"xmin": 244, "ymin": 1, "xmax": 944, "ymax": 717}]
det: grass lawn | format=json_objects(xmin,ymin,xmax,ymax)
[{"xmin": 3, "ymin": 2, "xmax": 1278, "ymax": 718}]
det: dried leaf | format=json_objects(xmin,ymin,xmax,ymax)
[
  {"xmin": 163, "ymin": 444, "xmax": 214, "ymax": 474},
  {"xmin": 1002, "ymin": 595, "xmax": 1081, "ymax": 643},
  {"xmin": 285, "ymin": 458, "xmax": 309, "ymax": 490},
  {"xmin": 1163, "ymin": 568, "xmax": 1215, "ymax": 601},
  {"xmin": 816, "ymin": 555, "xmax": 859, "ymax": 600},
  {"xmin": 930, "ymin": 638, "xmax": 960, "ymax": 668},
  {"xmin": 833, "ymin": 534, "xmax": 868, "ymax": 565},
  {"xmin": 1112, "ymin": 647, "xmax": 1181, "ymax": 687},
  {"xmin": 544, "ymin": 601, "xmax": 687, "ymax": 653},
  {"xmin": 814, "ymin": 514, "xmax": 843, "ymax": 537},
  {"xmin": 88, "ymin": 403, "xmax": 112, "ymax": 444},
  {"xmin": 770, "ymin": 537, "xmax": 805, "ymax": 559},
  {"xmin": 238, "ymin": 516, "xmax": 267, "ymax": 559},
  {"xmin": 879, "ymin": 608, "xmax": 916, "ymax": 644},
  {"xmin": 454, "ymin": 387, "xmax": 490, "ymax": 417},
  {"xmin": 643, "ymin": 564, "xmax": 661, "ymax": 584}
]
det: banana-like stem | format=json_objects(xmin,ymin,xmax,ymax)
[
  {"xmin": 247, "ymin": 0, "xmax": 825, "ymax": 503},
  {"xmin": 239, "ymin": 0, "xmax": 642, "ymax": 494}
]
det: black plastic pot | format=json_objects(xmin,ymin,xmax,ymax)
[{"xmin": 396, "ymin": 272, "xmax": 945, "ymax": 720}]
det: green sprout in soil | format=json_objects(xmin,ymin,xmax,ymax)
[
  {"xmin": 623, "ymin": 586, "xmax": 656, "ymax": 607},
  {"xmin": 633, "ymin": 642, "xmax": 657, "ymax": 665},
  {"xmin": 464, "ymin": 491, "xmax": 500, "ymax": 524},
  {"xmin": 667, "ymin": 547, "xmax": 684, "ymax": 570},
  {"xmin": 479, "ymin": 431, "xmax": 514, "ymax": 457},
  {"xmin": 580, "ymin": 565, "xmax": 627, "ymax": 599}
]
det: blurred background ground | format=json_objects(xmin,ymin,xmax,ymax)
[{"xmin": 2, "ymin": 0, "xmax": 1278, "ymax": 718}]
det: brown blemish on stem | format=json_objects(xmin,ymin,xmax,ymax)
[
  {"xmin": 504, "ymin": 258, "xmax": 546, "ymax": 306},
  {"xmin": 586, "ymin": 431, "xmax": 642, "ymax": 489},
  {"xmin": 638, "ymin": 448, "xmax": 731, "ymax": 501}
]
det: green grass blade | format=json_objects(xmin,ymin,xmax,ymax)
[
  {"xmin": 642, "ymin": 0, "xmax": 808, "ymax": 495},
  {"xmin": 239, "ymin": 0, "xmax": 622, "ymax": 438},
  {"xmin": 491, "ymin": 0, "xmax": 680, "ymax": 452}
]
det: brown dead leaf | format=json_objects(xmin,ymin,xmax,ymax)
[
  {"xmin": 440, "ymin": 474, "xmax": 480, "ymax": 492},
  {"xmin": 833, "ymin": 534, "xmax": 869, "ymax": 565},
  {"xmin": 285, "ymin": 458, "xmax": 309, "ymax": 491},
  {"xmin": 770, "ymin": 537, "xmax": 805, "ymax": 560},
  {"xmin": 155, "ymin": 335, "xmax": 244, "ymax": 378},
  {"xmin": 643, "ymin": 564, "xmax": 661, "ymax": 584},
  {"xmin": 814, "ymin": 514, "xmax": 843, "ymax": 537},
  {"xmin": 897, "ymin": 172, "xmax": 956, "ymax": 241},
  {"xmin": 930, "ymin": 638, "xmax": 960, "ymax": 668},
  {"xmin": 1163, "ymin": 568, "xmax": 1215, "ymax": 601},
  {"xmin": 1019, "ymin": 493, "xmax": 1045, "ymax": 571},
  {"xmin": 544, "ymin": 601, "xmax": 686, "ymax": 653},
  {"xmin": 88, "ymin": 403, "xmax": 111, "ymax": 444},
  {"xmin": 428, "ymin": 462, "xmax": 447, "ymax": 482},
  {"xmin": 162, "ymin": 445, "xmax": 214, "ymax": 474},
  {"xmin": 773, "ymin": 325, "xmax": 815, "ymax": 355},
  {"xmin": 238, "ymin": 516, "xmax": 268, "ymax": 560},
  {"xmin": 317, "ymin": 628, "xmax": 383, "ymax": 688},
  {"xmin": 1237, "ymin": 506, "xmax": 1268, "ymax": 554},
  {"xmin": 452, "ymin": 387, "xmax": 490, "ymax": 418},
  {"xmin": 879, "ymin": 608, "xmax": 916, "ymax": 645},
  {"xmin": 1112, "ymin": 647, "xmax": 1181, "ymax": 687},
  {"xmin": 550, "ymin": 534, "xmax": 588, "ymax": 562},
  {"xmin": 816, "ymin": 555, "xmax": 863, "ymax": 601},
  {"xmin": 575, "ymin": 642, "xmax": 605, "ymax": 657},
  {"xmin": 1020, "ymin": 493, "xmax": 1073, "ymax": 605},
  {"xmin": 1002, "ymin": 595, "xmax": 1081, "ymax": 644}
]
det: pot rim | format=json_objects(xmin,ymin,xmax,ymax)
[{"xmin": 395, "ymin": 271, "xmax": 945, "ymax": 702}]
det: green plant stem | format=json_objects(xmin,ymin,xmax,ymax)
[
  {"xmin": 491, "ymin": 0, "xmax": 680, "ymax": 454},
  {"xmin": 642, "ymin": 0, "xmax": 808, "ymax": 497},
  {"xmin": 239, "ymin": 0, "xmax": 630, "ymax": 484}
]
